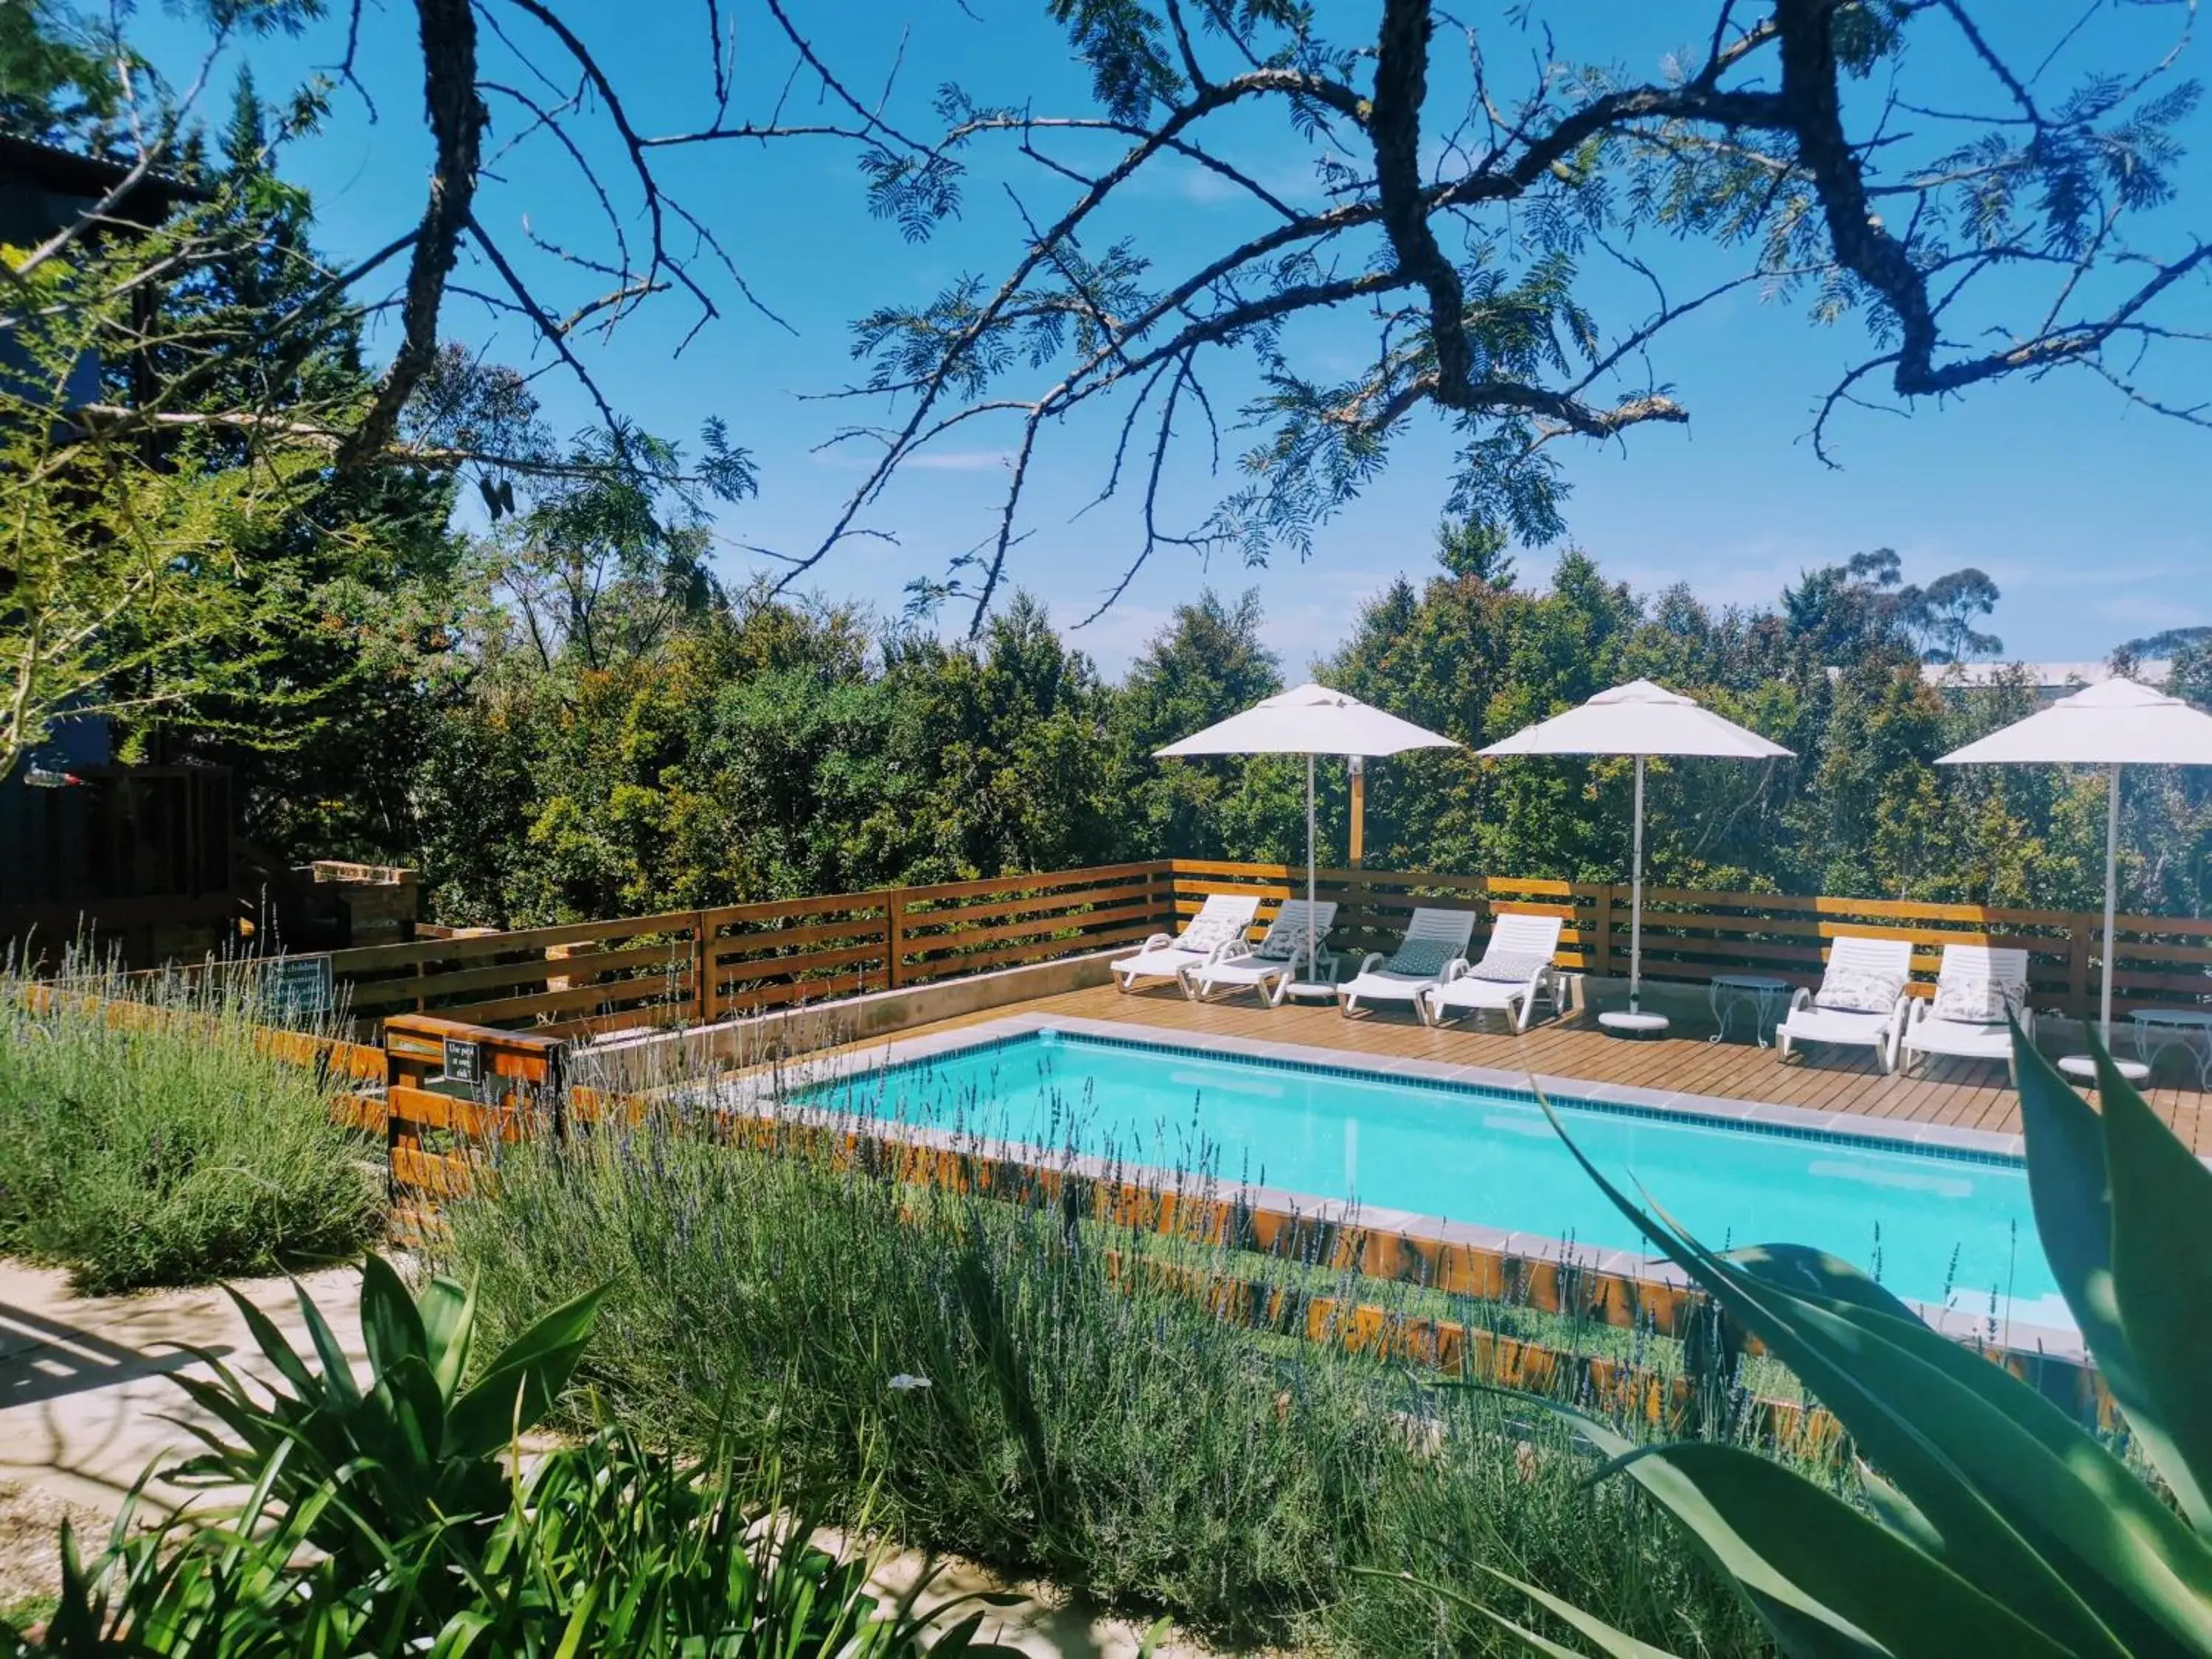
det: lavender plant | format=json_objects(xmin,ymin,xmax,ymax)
[
  {"xmin": 0, "ymin": 954, "xmax": 380, "ymax": 1293},
  {"xmin": 437, "ymin": 1047, "xmax": 1770, "ymax": 1655}
]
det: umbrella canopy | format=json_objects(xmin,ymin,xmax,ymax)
[
  {"xmin": 1939, "ymin": 678, "xmax": 2212, "ymax": 767},
  {"xmin": 1939, "ymin": 678, "xmax": 2212, "ymax": 1034},
  {"xmin": 1157, "ymin": 684, "xmax": 1459, "ymax": 978},
  {"xmin": 1479, "ymin": 678, "xmax": 1792, "ymax": 760},
  {"xmin": 1480, "ymin": 680, "xmax": 1792, "ymax": 1016},
  {"xmin": 1155, "ymin": 682, "xmax": 1461, "ymax": 760}
]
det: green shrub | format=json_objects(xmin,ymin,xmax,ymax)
[
  {"xmin": 436, "ymin": 1102, "xmax": 1769, "ymax": 1656},
  {"xmin": 0, "ymin": 965, "xmax": 382, "ymax": 1293}
]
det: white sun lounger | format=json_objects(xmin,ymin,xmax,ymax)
[
  {"xmin": 1775, "ymin": 936, "xmax": 1914, "ymax": 1073},
  {"xmin": 1110, "ymin": 892, "xmax": 1261, "ymax": 993},
  {"xmin": 1422, "ymin": 912, "xmax": 1565, "ymax": 1033},
  {"xmin": 1184, "ymin": 900, "xmax": 1340, "ymax": 1006},
  {"xmin": 1900, "ymin": 944, "xmax": 2034, "ymax": 1082},
  {"xmin": 1335, "ymin": 907, "xmax": 1478, "ymax": 1021}
]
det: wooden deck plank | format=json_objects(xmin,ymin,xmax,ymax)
[{"xmin": 865, "ymin": 984, "xmax": 2211, "ymax": 1146}]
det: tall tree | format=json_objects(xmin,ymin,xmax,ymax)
[
  {"xmin": 1119, "ymin": 589, "xmax": 1297, "ymax": 860},
  {"xmin": 807, "ymin": 2, "xmax": 2211, "ymax": 626}
]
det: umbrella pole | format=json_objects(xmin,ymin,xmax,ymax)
[
  {"xmin": 1630, "ymin": 754, "xmax": 1646, "ymax": 1014},
  {"xmin": 2101, "ymin": 762, "xmax": 2120, "ymax": 1038},
  {"xmin": 1306, "ymin": 753, "xmax": 1318, "ymax": 980}
]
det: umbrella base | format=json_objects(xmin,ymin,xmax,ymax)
[
  {"xmin": 1597, "ymin": 1009, "xmax": 1671, "ymax": 1038},
  {"xmin": 2057, "ymin": 1054, "xmax": 2149, "ymax": 1088}
]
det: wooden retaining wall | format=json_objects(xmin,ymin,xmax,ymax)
[{"xmin": 359, "ymin": 1014, "xmax": 2107, "ymax": 1440}]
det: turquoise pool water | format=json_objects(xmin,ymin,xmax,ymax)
[{"xmin": 797, "ymin": 1029, "xmax": 2064, "ymax": 1326}]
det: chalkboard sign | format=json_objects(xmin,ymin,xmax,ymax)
[
  {"xmin": 442, "ymin": 1036, "xmax": 483, "ymax": 1088},
  {"xmin": 266, "ymin": 955, "xmax": 334, "ymax": 1020}
]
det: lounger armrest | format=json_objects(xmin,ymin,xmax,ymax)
[
  {"xmin": 1885, "ymin": 994, "xmax": 1911, "ymax": 1034},
  {"xmin": 2018, "ymin": 1006, "xmax": 2037, "ymax": 1040},
  {"xmin": 1441, "ymin": 956, "xmax": 1470, "ymax": 983},
  {"xmin": 1787, "ymin": 987, "xmax": 1814, "ymax": 1015},
  {"xmin": 1212, "ymin": 941, "xmax": 1257, "ymax": 964},
  {"xmin": 1356, "ymin": 951, "xmax": 1385, "ymax": 977},
  {"xmin": 1907, "ymin": 998, "xmax": 1930, "ymax": 1027},
  {"xmin": 1140, "ymin": 931, "xmax": 1173, "ymax": 952}
]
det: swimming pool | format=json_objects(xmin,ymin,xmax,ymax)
[{"xmin": 793, "ymin": 1026, "xmax": 2064, "ymax": 1327}]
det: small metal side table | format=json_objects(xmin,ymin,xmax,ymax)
[
  {"xmin": 1708, "ymin": 973, "xmax": 1790, "ymax": 1047},
  {"xmin": 2130, "ymin": 1009, "xmax": 2212, "ymax": 1087}
]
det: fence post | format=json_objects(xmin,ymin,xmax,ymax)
[
  {"xmin": 381, "ymin": 1020, "xmax": 406, "ymax": 1208},
  {"xmin": 886, "ymin": 888, "xmax": 906, "ymax": 991},
  {"xmin": 1593, "ymin": 886, "xmax": 1615, "ymax": 979},
  {"xmin": 691, "ymin": 911, "xmax": 712, "ymax": 1026},
  {"xmin": 2067, "ymin": 917, "xmax": 2093, "ymax": 1021}
]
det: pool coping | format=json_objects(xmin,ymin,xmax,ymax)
[{"xmin": 757, "ymin": 1012, "xmax": 2090, "ymax": 1367}]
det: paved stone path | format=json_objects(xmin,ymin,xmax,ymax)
[
  {"xmin": 0, "ymin": 1261, "xmax": 1197, "ymax": 1657},
  {"xmin": 0, "ymin": 1260, "xmax": 367, "ymax": 1517}
]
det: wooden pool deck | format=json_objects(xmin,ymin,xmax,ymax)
[{"xmin": 879, "ymin": 981, "xmax": 2212, "ymax": 1153}]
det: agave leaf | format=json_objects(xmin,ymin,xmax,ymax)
[
  {"xmin": 420, "ymin": 1273, "xmax": 479, "ymax": 1399},
  {"xmin": 2011, "ymin": 1028, "xmax": 2212, "ymax": 1532},
  {"xmin": 366, "ymin": 1350, "xmax": 448, "ymax": 1476},
  {"xmin": 1537, "ymin": 1405, "xmax": 1888, "ymax": 1656},
  {"xmin": 360, "ymin": 1253, "xmax": 431, "ymax": 1380},
  {"xmin": 1470, "ymin": 1564, "xmax": 1687, "ymax": 1658},
  {"xmin": 1533, "ymin": 1091, "xmax": 2149, "ymax": 1658},
  {"xmin": 1604, "ymin": 1442, "xmax": 2077, "ymax": 1659},
  {"xmin": 292, "ymin": 1273, "xmax": 361, "ymax": 1409},
  {"xmin": 1671, "ymin": 1214, "xmax": 2212, "ymax": 1652},
  {"xmin": 1719, "ymin": 1242, "xmax": 1921, "ymax": 1324},
  {"xmin": 448, "ymin": 1343, "xmax": 588, "ymax": 1461},
  {"xmin": 1857, "ymin": 1470, "xmax": 1945, "ymax": 1559},
  {"xmin": 2098, "ymin": 1039, "xmax": 2212, "ymax": 1537},
  {"xmin": 218, "ymin": 1282, "xmax": 319, "ymax": 1399},
  {"xmin": 926, "ymin": 1609, "xmax": 990, "ymax": 1656},
  {"xmin": 1754, "ymin": 1274, "xmax": 2212, "ymax": 1620},
  {"xmin": 477, "ymin": 1281, "xmax": 608, "ymax": 1380}
]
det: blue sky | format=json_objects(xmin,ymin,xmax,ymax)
[{"xmin": 139, "ymin": 0, "xmax": 2212, "ymax": 673}]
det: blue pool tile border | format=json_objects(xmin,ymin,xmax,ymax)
[{"xmin": 794, "ymin": 1018, "xmax": 2029, "ymax": 1172}]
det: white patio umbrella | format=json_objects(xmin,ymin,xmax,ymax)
[
  {"xmin": 1938, "ymin": 678, "xmax": 2212, "ymax": 1034},
  {"xmin": 1480, "ymin": 680, "xmax": 1792, "ymax": 1019},
  {"xmin": 1156, "ymin": 683, "xmax": 1459, "ymax": 978}
]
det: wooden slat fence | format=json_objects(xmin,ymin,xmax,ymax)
[
  {"xmin": 319, "ymin": 858, "xmax": 2212, "ymax": 1036},
  {"xmin": 1168, "ymin": 860, "xmax": 2212, "ymax": 1018},
  {"xmin": 325, "ymin": 863, "xmax": 1178, "ymax": 1036}
]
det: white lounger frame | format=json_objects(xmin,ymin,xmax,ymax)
[
  {"xmin": 1109, "ymin": 891, "xmax": 1261, "ymax": 993},
  {"xmin": 1775, "ymin": 936, "xmax": 1915, "ymax": 1074},
  {"xmin": 1335, "ymin": 907, "xmax": 1478, "ymax": 1021},
  {"xmin": 1184, "ymin": 900, "xmax": 1340, "ymax": 1006},
  {"xmin": 1900, "ymin": 944, "xmax": 2034, "ymax": 1083},
  {"xmin": 1422, "ymin": 912, "xmax": 1565, "ymax": 1034}
]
